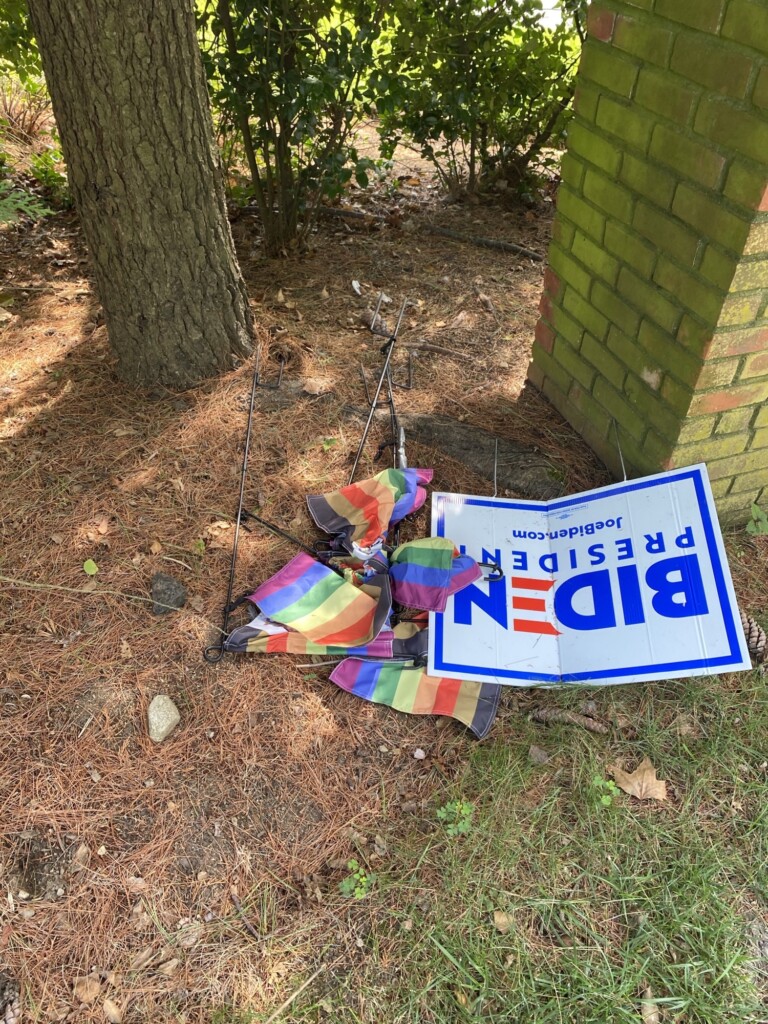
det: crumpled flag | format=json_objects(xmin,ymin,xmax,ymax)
[
  {"xmin": 223, "ymin": 612, "xmax": 396, "ymax": 657},
  {"xmin": 329, "ymin": 658, "xmax": 501, "ymax": 739},
  {"xmin": 307, "ymin": 468, "xmax": 433, "ymax": 556},
  {"xmin": 250, "ymin": 553, "xmax": 391, "ymax": 646},
  {"xmin": 389, "ymin": 537, "xmax": 483, "ymax": 612}
]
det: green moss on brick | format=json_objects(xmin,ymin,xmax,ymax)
[
  {"xmin": 676, "ymin": 314, "xmax": 714, "ymax": 356},
  {"xmin": 697, "ymin": 357, "xmax": 740, "ymax": 388},
  {"xmin": 583, "ymin": 168, "xmax": 635, "ymax": 223},
  {"xmin": 581, "ymin": 332, "xmax": 627, "ymax": 387},
  {"xmin": 719, "ymin": 291, "xmax": 764, "ymax": 327},
  {"xmin": 695, "ymin": 98, "xmax": 768, "ymax": 166},
  {"xmin": 604, "ymin": 221, "xmax": 657, "ymax": 277},
  {"xmin": 677, "ymin": 416, "xmax": 715, "ymax": 444},
  {"xmin": 699, "ymin": 245, "xmax": 737, "ymax": 291},
  {"xmin": 552, "ymin": 336, "xmax": 596, "ymax": 390},
  {"xmin": 672, "ymin": 184, "xmax": 751, "ymax": 254},
  {"xmin": 612, "ymin": 14, "xmax": 674, "ymax": 67},
  {"xmin": 562, "ymin": 286, "xmax": 610, "ymax": 342},
  {"xmin": 639, "ymin": 320, "xmax": 703, "ymax": 386},
  {"xmin": 593, "ymin": 278, "xmax": 642, "ymax": 336},
  {"xmin": 560, "ymin": 152, "xmax": 586, "ymax": 190},
  {"xmin": 596, "ymin": 95, "xmax": 655, "ymax": 152},
  {"xmin": 619, "ymin": 153, "xmax": 676, "ymax": 209},
  {"xmin": 531, "ymin": 344, "xmax": 576, "ymax": 397},
  {"xmin": 673, "ymin": 433, "xmax": 751, "ymax": 463},
  {"xmin": 548, "ymin": 243, "xmax": 593, "ymax": 298},
  {"xmin": 750, "ymin": 427, "xmax": 768, "ymax": 450},
  {"xmin": 660, "ymin": 373, "xmax": 695, "ymax": 417},
  {"xmin": 732, "ymin": 259, "xmax": 768, "ymax": 291},
  {"xmin": 573, "ymin": 82, "xmax": 601, "ymax": 123},
  {"xmin": 636, "ymin": 67, "xmax": 699, "ymax": 123},
  {"xmin": 722, "ymin": 0, "xmax": 768, "ymax": 50},
  {"xmin": 723, "ymin": 161, "xmax": 768, "ymax": 211},
  {"xmin": 717, "ymin": 406, "xmax": 755, "ymax": 433},
  {"xmin": 649, "ymin": 124, "xmax": 726, "ymax": 190},
  {"xmin": 655, "ymin": 0, "xmax": 724, "ymax": 33},
  {"xmin": 566, "ymin": 122, "xmax": 623, "ymax": 176},
  {"xmin": 652, "ymin": 257, "xmax": 725, "ymax": 324},
  {"xmin": 754, "ymin": 65, "xmax": 768, "ymax": 110},
  {"xmin": 571, "ymin": 230, "xmax": 620, "ymax": 286},
  {"xmin": 634, "ymin": 200, "xmax": 701, "ymax": 265},
  {"xmin": 579, "ymin": 43, "xmax": 640, "ymax": 99},
  {"xmin": 556, "ymin": 184, "xmax": 606, "ymax": 242},
  {"xmin": 551, "ymin": 305, "xmax": 584, "ymax": 348},
  {"xmin": 624, "ymin": 373, "xmax": 682, "ymax": 438},
  {"xmin": 617, "ymin": 266, "xmax": 681, "ymax": 334},
  {"xmin": 743, "ymin": 220, "xmax": 768, "ymax": 257},
  {"xmin": 670, "ymin": 33, "xmax": 753, "ymax": 99},
  {"xmin": 593, "ymin": 376, "xmax": 648, "ymax": 441}
]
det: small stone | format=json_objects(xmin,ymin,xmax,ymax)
[
  {"xmin": 528, "ymin": 745, "xmax": 550, "ymax": 765},
  {"xmin": 412, "ymin": 748, "xmax": 426, "ymax": 760},
  {"xmin": 148, "ymin": 695, "xmax": 181, "ymax": 743},
  {"xmin": 150, "ymin": 573, "xmax": 187, "ymax": 616}
]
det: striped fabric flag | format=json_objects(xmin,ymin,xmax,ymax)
[
  {"xmin": 329, "ymin": 658, "xmax": 501, "ymax": 739},
  {"xmin": 224, "ymin": 619, "xmax": 396, "ymax": 657},
  {"xmin": 389, "ymin": 538, "xmax": 483, "ymax": 612},
  {"xmin": 307, "ymin": 468, "xmax": 433, "ymax": 555},
  {"xmin": 250, "ymin": 553, "xmax": 392, "ymax": 647}
]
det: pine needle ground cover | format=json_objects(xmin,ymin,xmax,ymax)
[{"xmin": 0, "ymin": 166, "xmax": 766, "ymax": 1022}]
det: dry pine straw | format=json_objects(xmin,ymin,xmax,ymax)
[{"xmin": 0, "ymin": 193, "xmax": 762, "ymax": 1022}]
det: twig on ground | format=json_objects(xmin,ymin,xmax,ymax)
[
  {"xmin": 529, "ymin": 707, "xmax": 609, "ymax": 734},
  {"xmin": 262, "ymin": 964, "xmax": 326, "ymax": 1024}
]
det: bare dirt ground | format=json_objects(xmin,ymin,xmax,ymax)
[{"xmin": 0, "ymin": 155, "xmax": 764, "ymax": 1022}]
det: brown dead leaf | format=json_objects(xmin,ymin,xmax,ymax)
[
  {"xmin": 50, "ymin": 533, "xmax": 64, "ymax": 545},
  {"xmin": 493, "ymin": 911, "xmax": 512, "ymax": 934},
  {"xmin": 156, "ymin": 958, "xmax": 180, "ymax": 977},
  {"xmin": 187, "ymin": 595, "xmax": 204, "ymax": 613},
  {"xmin": 96, "ymin": 518, "xmax": 109, "ymax": 535},
  {"xmin": 120, "ymin": 639, "xmax": 132, "ymax": 659},
  {"xmin": 129, "ymin": 945, "xmax": 155, "ymax": 971},
  {"xmin": 149, "ymin": 540, "xmax": 162, "ymax": 555},
  {"xmin": 73, "ymin": 975, "xmax": 101, "ymax": 1004},
  {"xmin": 612, "ymin": 759, "xmax": 668, "ymax": 802},
  {"xmin": 640, "ymin": 986, "xmax": 660, "ymax": 1023},
  {"xmin": 71, "ymin": 843, "xmax": 90, "ymax": 872},
  {"xmin": 103, "ymin": 997, "xmax": 123, "ymax": 1023}
]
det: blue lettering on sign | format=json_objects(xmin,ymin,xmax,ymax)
[
  {"xmin": 645, "ymin": 554, "xmax": 708, "ymax": 617},
  {"xmin": 553, "ymin": 569, "xmax": 617, "ymax": 630},
  {"xmin": 454, "ymin": 548, "xmax": 508, "ymax": 628}
]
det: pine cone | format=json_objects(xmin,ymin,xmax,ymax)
[{"xmin": 741, "ymin": 610, "xmax": 767, "ymax": 663}]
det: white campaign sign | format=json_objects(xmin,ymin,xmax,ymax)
[{"xmin": 428, "ymin": 465, "xmax": 750, "ymax": 686}]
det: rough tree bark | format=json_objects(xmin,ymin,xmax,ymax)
[{"xmin": 27, "ymin": 0, "xmax": 253, "ymax": 388}]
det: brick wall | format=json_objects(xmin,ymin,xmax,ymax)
[{"xmin": 529, "ymin": 0, "xmax": 768, "ymax": 520}]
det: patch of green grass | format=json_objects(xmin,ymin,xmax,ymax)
[{"xmin": 287, "ymin": 672, "xmax": 767, "ymax": 1022}]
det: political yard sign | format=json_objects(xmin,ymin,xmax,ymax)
[{"xmin": 428, "ymin": 465, "xmax": 750, "ymax": 686}]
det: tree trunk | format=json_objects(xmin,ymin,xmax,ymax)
[{"xmin": 27, "ymin": 0, "xmax": 254, "ymax": 388}]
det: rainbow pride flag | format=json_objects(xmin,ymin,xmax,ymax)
[
  {"xmin": 330, "ymin": 658, "xmax": 501, "ymax": 739},
  {"xmin": 250, "ymin": 553, "xmax": 391, "ymax": 647},
  {"xmin": 307, "ymin": 468, "xmax": 433, "ymax": 555},
  {"xmin": 389, "ymin": 538, "xmax": 483, "ymax": 612}
]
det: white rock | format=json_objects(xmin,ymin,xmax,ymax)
[{"xmin": 147, "ymin": 695, "xmax": 181, "ymax": 743}]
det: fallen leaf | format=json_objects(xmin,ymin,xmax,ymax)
[
  {"xmin": 120, "ymin": 639, "xmax": 132, "ymax": 659},
  {"xmin": 493, "ymin": 911, "xmax": 512, "ymax": 934},
  {"xmin": 187, "ymin": 595, "xmax": 204, "ymax": 613},
  {"xmin": 156, "ymin": 958, "xmax": 179, "ymax": 977},
  {"xmin": 83, "ymin": 559, "xmax": 99, "ymax": 576},
  {"xmin": 351, "ymin": 279, "xmax": 362, "ymax": 295},
  {"xmin": 640, "ymin": 986, "xmax": 660, "ymax": 1023},
  {"xmin": 73, "ymin": 975, "xmax": 101, "ymax": 1004},
  {"xmin": 612, "ymin": 759, "xmax": 667, "ymax": 802},
  {"xmin": 112, "ymin": 426, "xmax": 138, "ymax": 437},
  {"xmin": 80, "ymin": 578, "xmax": 98, "ymax": 593},
  {"xmin": 276, "ymin": 288, "xmax": 285, "ymax": 304},
  {"xmin": 320, "ymin": 286, "xmax": 329, "ymax": 299},
  {"xmin": 103, "ymin": 997, "xmax": 123, "ymax": 1023},
  {"xmin": 97, "ymin": 845, "xmax": 107, "ymax": 856},
  {"xmin": 50, "ymin": 533, "xmax": 64, "ymax": 544},
  {"xmin": 126, "ymin": 876, "xmax": 146, "ymax": 892},
  {"xmin": 176, "ymin": 921, "xmax": 204, "ymax": 948},
  {"xmin": 128, "ymin": 945, "xmax": 155, "ymax": 971},
  {"xmin": 96, "ymin": 518, "xmax": 109, "ymax": 535},
  {"xmin": 71, "ymin": 843, "xmax": 90, "ymax": 871},
  {"xmin": 149, "ymin": 540, "xmax": 162, "ymax": 555}
]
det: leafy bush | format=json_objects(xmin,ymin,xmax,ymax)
[
  {"xmin": 375, "ymin": 0, "xmax": 584, "ymax": 193},
  {"xmin": 0, "ymin": 76, "xmax": 51, "ymax": 145},
  {"xmin": 199, "ymin": 0, "xmax": 384, "ymax": 256},
  {"xmin": 29, "ymin": 143, "xmax": 71, "ymax": 207},
  {"xmin": 0, "ymin": 179, "xmax": 50, "ymax": 225}
]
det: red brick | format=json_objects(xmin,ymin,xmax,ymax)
[
  {"xmin": 759, "ymin": 185, "xmax": 768, "ymax": 212},
  {"xmin": 714, "ymin": 325, "xmax": 768, "ymax": 356},
  {"xmin": 587, "ymin": 8, "xmax": 616, "ymax": 41},
  {"xmin": 527, "ymin": 360, "xmax": 545, "ymax": 390},
  {"xmin": 542, "ymin": 267, "xmax": 564, "ymax": 301},
  {"xmin": 690, "ymin": 383, "xmax": 768, "ymax": 415},
  {"xmin": 534, "ymin": 318, "xmax": 555, "ymax": 354},
  {"xmin": 538, "ymin": 289, "xmax": 554, "ymax": 322},
  {"xmin": 740, "ymin": 349, "xmax": 768, "ymax": 379}
]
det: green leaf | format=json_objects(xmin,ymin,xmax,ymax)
[{"xmin": 83, "ymin": 559, "xmax": 99, "ymax": 576}]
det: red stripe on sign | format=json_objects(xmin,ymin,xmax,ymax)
[
  {"xmin": 513, "ymin": 618, "xmax": 561, "ymax": 635},
  {"xmin": 512, "ymin": 596, "xmax": 546, "ymax": 611},
  {"xmin": 510, "ymin": 576, "xmax": 554, "ymax": 591}
]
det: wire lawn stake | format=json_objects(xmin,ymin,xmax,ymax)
[
  {"xmin": 348, "ymin": 295, "xmax": 408, "ymax": 485},
  {"xmin": 204, "ymin": 346, "xmax": 284, "ymax": 664}
]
